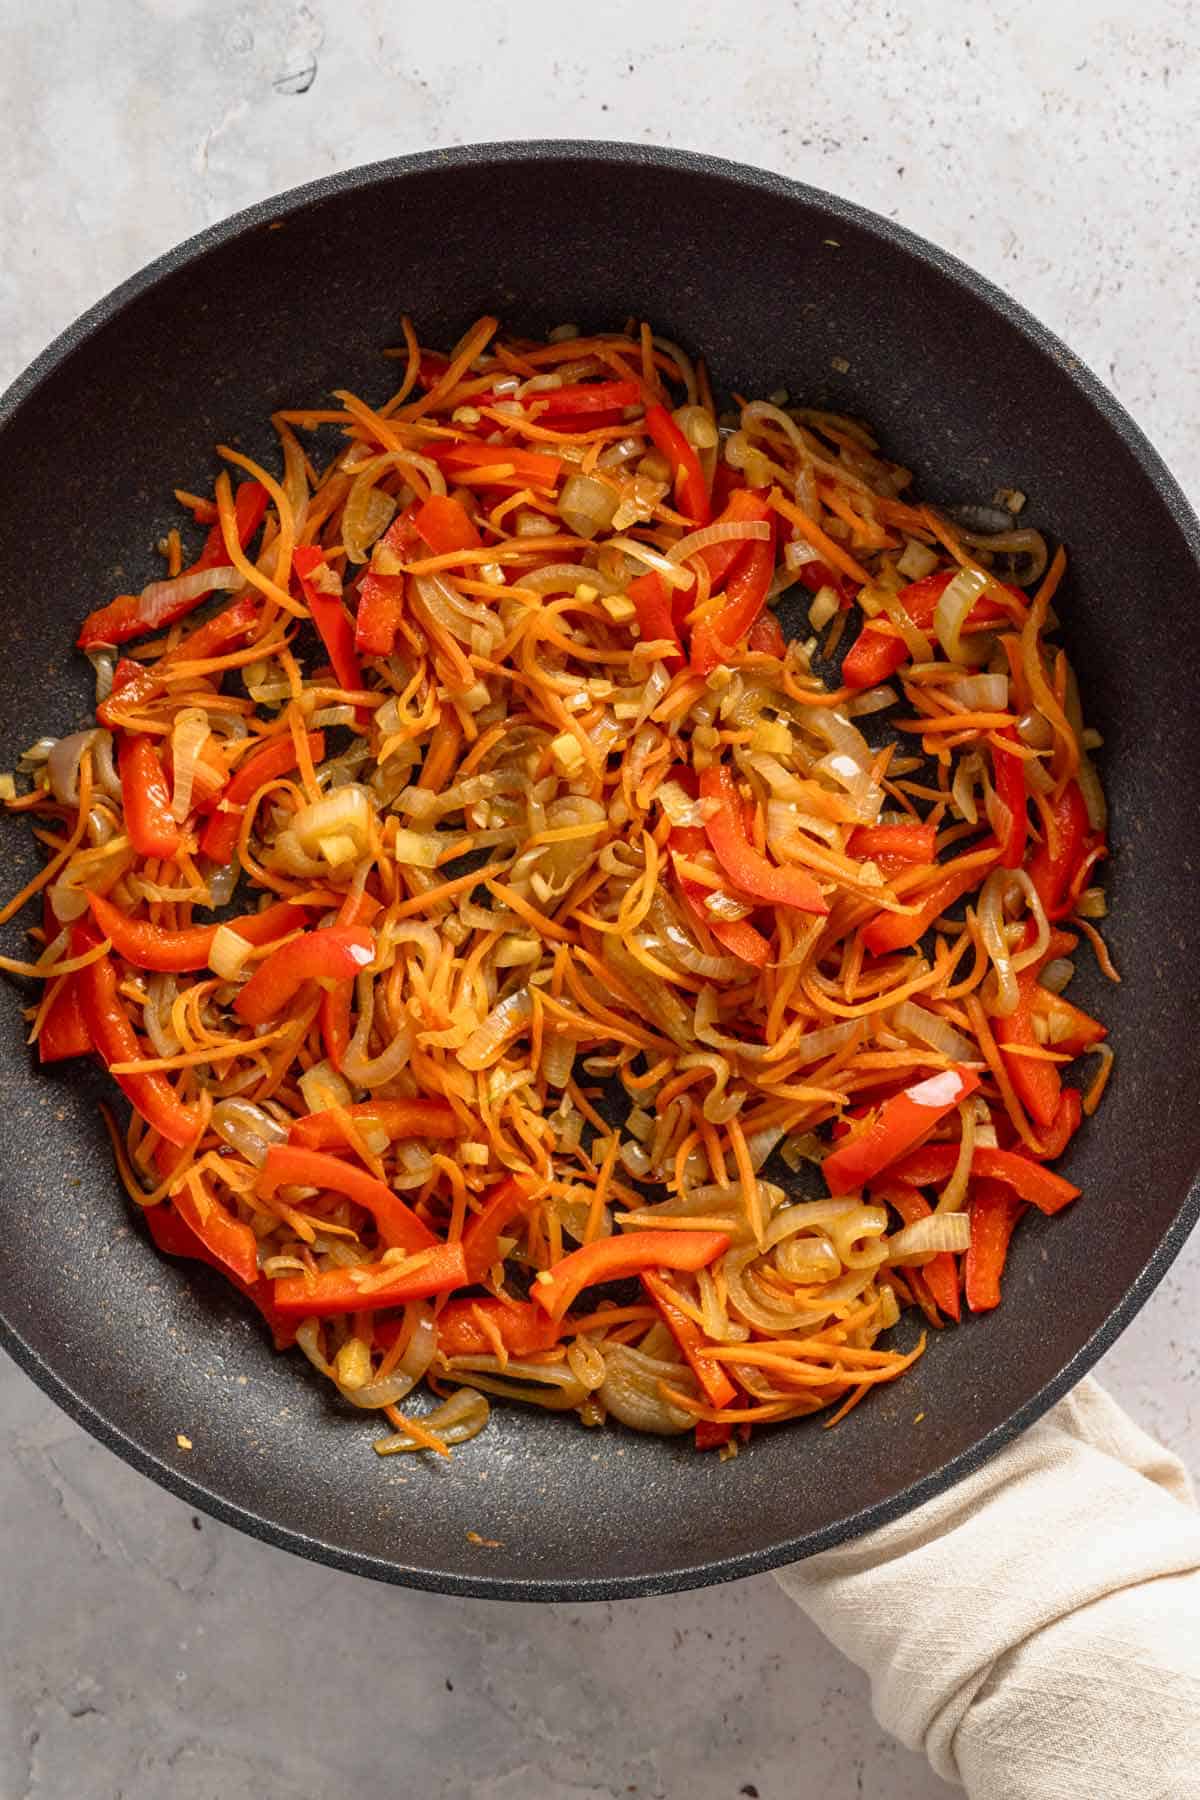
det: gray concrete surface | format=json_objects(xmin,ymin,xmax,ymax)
[{"xmin": 2, "ymin": 2, "xmax": 1198, "ymax": 1795}]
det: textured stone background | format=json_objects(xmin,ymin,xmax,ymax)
[{"xmin": 2, "ymin": 3, "xmax": 1197, "ymax": 1795}]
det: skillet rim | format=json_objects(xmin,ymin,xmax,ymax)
[{"xmin": 2, "ymin": 138, "xmax": 1198, "ymax": 1601}]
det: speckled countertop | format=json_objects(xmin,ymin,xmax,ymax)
[{"xmin": 2, "ymin": 4, "xmax": 1198, "ymax": 1796}]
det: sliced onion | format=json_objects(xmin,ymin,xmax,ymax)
[
  {"xmin": 392, "ymin": 829, "xmax": 442, "ymax": 869},
  {"xmin": 599, "ymin": 1344, "xmax": 695, "ymax": 1435},
  {"xmin": 373, "ymin": 1386, "xmax": 490, "ymax": 1452},
  {"xmin": 875, "ymin": 585, "xmax": 933, "ymax": 661},
  {"xmin": 340, "ymin": 972, "xmax": 413, "ymax": 1088},
  {"xmin": 88, "ymin": 650, "xmax": 115, "ymax": 705},
  {"xmin": 790, "ymin": 1019, "xmax": 861, "ymax": 1066},
  {"xmin": 458, "ymin": 988, "xmax": 533, "ymax": 1071},
  {"xmin": 135, "ymin": 565, "xmax": 241, "ymax": 621},
  {"xmin": 951, "ymin": 750, "xmax": 983, "ymax": 824},
  {"xmin": 785, "ymin": 539, "xmax": 823, "ymax": 571},
  {"xmin": 342, "ymin": 479, "xmax": 397, "ymax": 564},
  {"xmin": 1040, "ymin": 957, "xmax": 1074, "ymax": 995},
  {"xmin": 887, "ymin": 1212, "xmax": 971, "ymax": 1260},
  {"xmin": 47, "ymin": 730, "xmax": 100, "ymax": 807},
  {"xmin": 542, "ymin": 1033, "xmax": 576, "ymax": 1091},
  {"xmin": 559, "ymin": 473, "xmax": 618, "ymax": 539},
  {"xmin": 933, "ymin": 569, "xmax": 991, "ymax": 663},
  {"xmin": 293, "ymin": 784, "xmax": 374, "ymax": 858},
  {"xmin": 143, "ymin": 974, "xmax": 180, "ymax": 1060},
  {"xmin": 414, "ymin": 572, "xmax": 503, "ymax": 650},
  {"xmin": 206, "ymin": 862, "xmax": 237, "ymax": 909},
  {"xmin": 776, "ymin": 1234, "xmax": 843, "ymax": 1284},
  {"xmin": 891, "ymin": 999, "xmax": 977, "ymax": 1064},
  {"xmin": 169, "ymin": 708, "xmax": 211, "ymax": 821},
  {"xmin": 516, "ymin": 562, "xmax": 625, "ymax": 597},
  {"xmin": 1017, "ymin": 709, "xmax": 1054, "ymax": 750},
  {"xmin": 209, "ymin": 924, "xmax": 253, "ymax": 981},
  {"xmin": 946, "ymin": 673, "xmax": 1009, "ymax": 710},
  {"xmin": 605, "ymin": 536, "xmax": 694, "ymax": 591},
  {"xmin": 1077, "ymin": 754, "xmax": 1107, "ymax": 833},
  {"xmin": 843, "ymin": 682, "xmax": 897, "ymax": 717},
  {"xmin": 92, "ymin": 731, "xmax": 122, "ymax": 801},
  {"xmin": 211, "ymin": 1098, "xmax": 287, "ymax": 1168},
  {"xmin": 667, "ymin": 519, "xmax": 771, "ymax": 564},
  {"xmin": 298, "ymin": 1059, "xmax": 352, "ymax": 1115},
  {"xmin": 897, "ymin": 538, "xmax": 939, "ymax": 581},
  {"xmin": 646, "ymin": 895, "xmax": 741, "ymax": 981}
]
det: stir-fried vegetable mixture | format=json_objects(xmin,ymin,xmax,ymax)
[{"xmin": 0, "ymin": 317, "xmax": 1114, "ymax": 1458}]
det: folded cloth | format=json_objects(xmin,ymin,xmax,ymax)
[{"xmin": 776, "ymin": 1378, "xmax": 1200, "ymax": 1798}]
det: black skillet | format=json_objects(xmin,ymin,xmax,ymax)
[{"xmin": 1, "ymin": 143, "xmax": 1197, "ymax": 1601}]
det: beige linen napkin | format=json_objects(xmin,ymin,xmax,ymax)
[{"xmin": 776, "ymin": 1378, "xmax": 1200, "ymax": 1797}]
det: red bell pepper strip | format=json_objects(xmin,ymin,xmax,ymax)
[
  {"xmin": 144, "ymin": 1201, "xmax": 296, "ymax": 1349},
  {"xmin": 77, "ymin": 481, "xmax": 268, "ymax": 648},
  {"xmin": 1027, "ymin": 780, "xmax": 1091, "ymax": 919},
  {"xmin": 1021, "ymin": 1085, "xmax": 1082, "ymax": 1162},
  {"xmin": 354, "ymin": 571, "xmax": 406, "ymax": 656},
  {"xmin": 992, "ymin": 728, "xmax": 1029, "ymax": 869},
  {"xmin": 288, "ymin": 1098, "xmax": 461, "ymax": 1150},
  {"xmin": 426, "ymin": 440, "xmax": 563, "ymax": 488},
  {"xmin": 72, "ymin": 927, "xmax": 205, "ymax": 1146},
  {"xmin": 673, "ymin": 846, "xmax": 772, "ymax": 968},
  {"xmin": 841, "ymin": 569, "xmax": 1013, "ymax": 689},
  {"xmin": 234, "ymin": 925, "xmax": 374, "ymax": 1026},
  {"xmin": 461, "ymin": 1176, "xmax": 537, "ymax": 1284},
  {"xmin": 643, "ymin": 403, "xmax": 710, "ymax": 525},
  {"xmin": 532, "ymin": 1228, "xmax": 731, "ymax": 1322},
  {"xmin": 690, "ymin": 517, "xmax": 776, "ymax": 674},
  {"xmin": 907, "ymin": 569, "xmax": 1013, "ymax": 629},
  {"xmin": 691, "ymin": 491, "xmax": 774, "ymax": 591},
  {"xmin": 747, "ymin": 609, "xmax": 786, "ymax": 657},
  {"xmin": 97, "ymin": 657, "xmax": 162, "ymax": 727},
  {"xmin": 791, "ymin": 556, "xmax": 855, "ymax": 601},
  {"xmin": 430, "ymin": 1296, "xmax": 562, "ymax": 1359},
  {"xmin": 319, "ymin": 980, "xmax": 353, "ymax": 1072},
  {"xmin": 993, "ymin": 968, "xmax": 1062, "ymax": 1129},
  {"xmin": 259, "ymin": 1144, "xmax": 438, "ymax": 1255},
  {"xmin": 38, "ymin": 975, "xmax": 93, "ymax": 1063},
  {"xmin": 414, "ymin": 494, "xmax": 483, "ymax": 556},
  {"xmin": 378, "ymin": 499, "xmax": 425, "ymax": 559},
  {"xmin": 841, "ymin": 622, "xmax": 909, "ymax": 691},
  {"xmin": 871, "ymin": 1177, "xmax": 961, "ymax": 1322},
  {"xmin": 292, "ymin": 546, "xmax": 363, "ymax": 697},
  {"xmin": 164, "ymin": 591, "xmax": 261, "ymax": 667},
  {"xmin": 641, "ymin": 1271, "xmax": 738, "ymax": 1408},
  {"xmin": 822, "ymin": 1067, "xmax": 980, "ymax": 1194},
  {"xmin": 700, "ymin": 762, "xmax": 828, "ymax": 915},
  {"xmin": 964, "ymin": 1179, "xmax": 1026, "ymax": 1311},
  {"xmin": 87, "ymin": 892, "xmax": 308, "ymax": 973},
  {"xmin": 532, "ymin": 378, "xmax": 641, "ymax": 420},
  {"xmin": 694, "ymin": 1420, "xmax": 734, "ymax": 1451},
  {"xmin": 168, "ymin": 1170, "xmax": 260, "ymax": 1287},
  {"xmin": 887, "ymin": 1141, "xmax": 1080, "ymax": 1214},
  {"xmin": 192, "ymin": 482, "xmax": 270, "ymax": 574},
  {"xmin": 861, "ymin": 842, "xmax": 1000, "ymax": 956},
  {"xmin": 199, "ymin": 728, "xmax": 326, "ymax": 864},
  {"xmin": 119, "ymin": 735, "xmax": 181, "ymax": 859},
  {"xmin": 272, "ymin": 1242, "xmax": 468, "ymax": 1319},
  {"xmin": 1029, "ymin": 987, "xmax": 1107, "ymax": 1058},
  {"xmin": 628, "ymin": 571, "xmax": 683, "ymax": 664},
  {"xmin": 847, "ymin": 823, "xmax": 937, "ymax": 865}
]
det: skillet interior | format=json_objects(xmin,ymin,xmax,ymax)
[{"xmin": 1, "ymin": 142, "xmax": 1197, "ymax": 1599}]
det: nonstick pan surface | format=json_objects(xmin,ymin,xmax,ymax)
[{"xmin": 1, "ymin": 143, "xmax": 1197, "ymax": 1600}]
